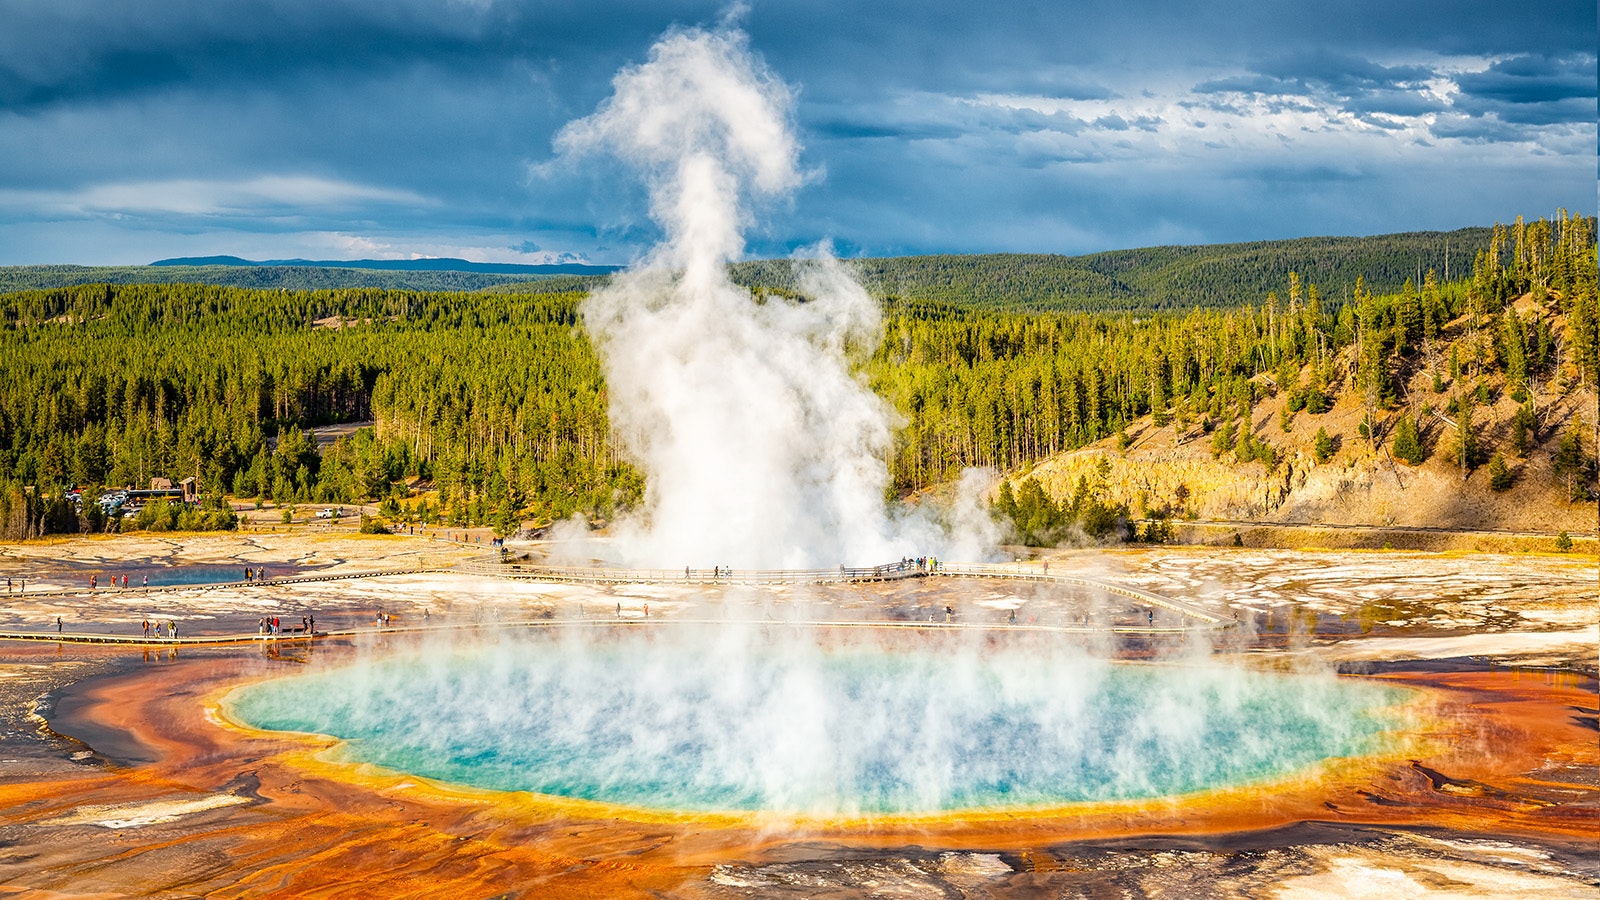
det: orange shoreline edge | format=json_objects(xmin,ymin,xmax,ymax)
[{"xmin": 2, "ymin": 641, "xmax": 1596, "ymax": 897}]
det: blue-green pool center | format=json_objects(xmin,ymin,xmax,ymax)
[{"xmin": 226, "ymin": 631, "xmax": 1406, "ymax": 816}]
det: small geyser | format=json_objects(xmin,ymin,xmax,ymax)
[{"xmin": 227, "ymin": 629, "xmax": 1406, "ymax": 817}]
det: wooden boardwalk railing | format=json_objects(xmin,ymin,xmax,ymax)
[{"xmin": 454, "ymin": 556, "xmax": 1230, "ymax": 627}]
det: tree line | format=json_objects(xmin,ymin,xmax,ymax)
[{"xmin": 1, "ymin": 211, "xmax": 1593, "ymax": 541}]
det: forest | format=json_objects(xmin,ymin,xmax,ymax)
[
  {"xmin": 5, "ymin": 225, "xmax": 1496, "ymax": 311},
  {"xmin": 0, "ymin": 212, "xmax": 1594, "ymax": 540}
]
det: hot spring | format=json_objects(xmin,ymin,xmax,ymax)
[{"xmin": 225, "ymin": 627, "xmax": 1409, "ymax": 817}]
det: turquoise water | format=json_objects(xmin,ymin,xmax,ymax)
[{"xmin": 227, "ymin": 633, "xmax": 1405, "ymax": 815}]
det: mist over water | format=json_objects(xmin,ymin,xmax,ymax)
[
  {"xmin": 228, "ymin": 629, "xmax": 1405, "ymax": 816},
  {"xmin": 556, "ymin": 26, "xmax": 982, "ymax": 568}
]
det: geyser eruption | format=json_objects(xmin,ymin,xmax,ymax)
[{"xmin": 556, "ymin": 27, "xmax": 929, "ymax": 568}]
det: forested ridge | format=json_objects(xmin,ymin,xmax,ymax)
[
  {"xmin": 734, "ymin": 226, "xmax": 1505, "ymax": 311},
  {"xmin": 1, "ymin": 212, "xmax": 1594, "ymax": 540},
  {"xmin": 4, "ymin": 223, "xmax": 1527, "ymax": 312},
  {"xmin": 0, "ymin": 264, "xmax": 587, "ymax": 295}
]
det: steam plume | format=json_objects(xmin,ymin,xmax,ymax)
[{"xmin": 557, "ymin": 26, "xmax": 938, "ymax": 567}]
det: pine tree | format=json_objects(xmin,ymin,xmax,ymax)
[
  {"xmin": 1500, "ymin": 308, "xmax": 1528, "ymax": 397},
  {"xmin": 1509, "ymin": 403, "xmax": 1535, "ymax": 456},
  {"xmin": 1553, "ymin": 417, "xmax": 1589, "ymax": 501},
  {"xmin": 1487, "ymin": 452, "xmax": 1512, "ymax": 491},
  {"xmin": 1392, "ymin": 413, "xmax": 1425, "ymax": 465},
  {"xmin": 1452, "ymin": 399, "xmax": 1478, "ymax": 478},
  {"xmin": 1313, "ymin": 427, "xmax": 1334, "ymax": 464}
]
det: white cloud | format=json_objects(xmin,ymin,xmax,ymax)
[
  {"xmin": 315, "ymin": 231, "xmax": 591, "ymax": 265},
  {"xmin": 0, "ymin": 175, "xmax": 429, "ymax": 219}
]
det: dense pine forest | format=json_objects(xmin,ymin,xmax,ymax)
[
  {"xmin": 736, "ymin": 227, "xmax": 1495, "ymax": 311},
  {"xmin": 0, "ymin": 213, "xmax": 1594, "ymax": 540}
]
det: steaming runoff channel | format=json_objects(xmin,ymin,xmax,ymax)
[{"xmin": 227, "ymin": 24, "xmax": 1412, "ymax": 817}]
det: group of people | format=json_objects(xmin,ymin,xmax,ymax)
[
  {"xmin": 259, "ymin": 615, "xmax": 313, "ymax": 636},
  {"xmin": 141, "ymin": 618, "xmax": 179, "ymax": 639},
  {"xmin": 243, "ymin": 567, "xmax": 269, "ymax": 582},
  {"xmin": 5, "ymin": 577, "xmax": 21, "ymax": 594},
  {"xmin": 90, "ymin": 574, "xmax": 147, "ymax": 590}
]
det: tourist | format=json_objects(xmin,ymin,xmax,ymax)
[
  {"xmin": 141, "ymin": 574, "xmax": 147, "ymax": 590},
  {"xmin": 143, "ymin": 618, "xmax": 150, "ymax": 639},
  {"xmin": 56, "ymin": 616, "xmax": 62, "ymax": 633},
  {"xmin": 90, "ymin": 575, "xmax": 96, "ymax": 591},
  {"xmin": 171, "ymin": 621, "xmax": 179, "ymax": 639}
]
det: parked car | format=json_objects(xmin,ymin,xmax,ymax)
[{"xmin": 316, "ymin": 507, "xmax": 342, "ymax": 519}]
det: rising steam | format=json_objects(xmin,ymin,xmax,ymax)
[{"xmin": 556, "ymin": 26, "xmax": 971, "ymax": 568}]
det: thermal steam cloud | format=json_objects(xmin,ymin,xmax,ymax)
[{"xmin": 555, "ymin": 26, "xmax": 995, "ymax": 568}]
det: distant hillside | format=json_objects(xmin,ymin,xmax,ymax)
[
  {"xmin": 0, "ymin": 264, "xmax": 588, "ymax": 294},
  {"xmin": 733, "ymin": 227, "xmax": 1499, "ymax": 311},
  {"xmin": 0, "ymin": 224, "xmax": 1541, "ymax": 308}
]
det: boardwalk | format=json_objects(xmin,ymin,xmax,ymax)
[
  {"xmin": 457, "ymin": 556, "xmax": 1228, "ymax": 626},
  {"xmin": 0, "ymin": 557, "xmax": 1228, "ymax": 646}
]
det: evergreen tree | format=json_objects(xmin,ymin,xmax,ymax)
[
  {"xmin": 1487, "ymin": 452, "xmax": 1512, "ymax": 491},
  {"xmin": 1499, "ymin": 308, "xmax": 1528, "ymax": 397},
  {"xmin": 1452, "ymin": 398, "xmax": 1478, "ymax": 478},
  {"xmin": 1553, "ymin": 417, "xmax": 1590, "ymax": 500},
  {"xmin": 1313, "ymin": 427, "xmax": 1334, "ymax": 464},
  {"xmin": 1391, "ymin": 413, "xmax": 1425, "ymax": 465},
  {"xmin": 1509, "ymin": 403, "xmax": 1535, "ymax": 456}
]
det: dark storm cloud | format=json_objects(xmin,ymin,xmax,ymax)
[
  {"xmin": 0, "ymin": 0, "xmax": 1593, "ymax": 264},
  {"xmin": 1455, "ymin": 53, "xmax": 1596, "ymax": 105},
  {"xmin": 0, "ymin": 0, "xmax": 704, "ymax": 110}
]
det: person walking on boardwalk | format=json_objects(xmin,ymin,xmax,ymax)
[
  {"xmin": 143, "ymin": 618, "xmax": 150, "ymax": 639},
  {"xmin": 56, "ymin": 616, "xmax": 62, "ymax": 633}
]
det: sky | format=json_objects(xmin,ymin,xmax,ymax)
[{"xmin": 0, "ymin": 0, "xmax": 1593, "ymax": 266}]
